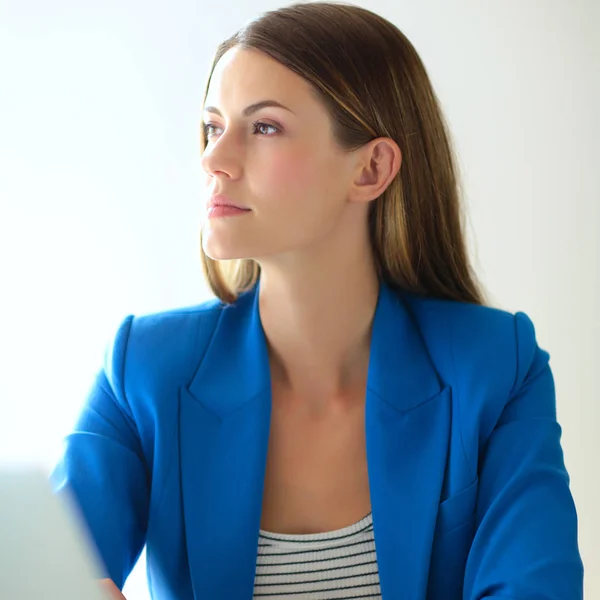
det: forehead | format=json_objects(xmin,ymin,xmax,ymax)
[{"xmin": 205, "ymin": 47, "xmax": 317, "ymax": 113}]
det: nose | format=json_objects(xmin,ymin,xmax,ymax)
[{"xmin": 201, "ymin": 131, "xmax": 243, "ymax": 181}]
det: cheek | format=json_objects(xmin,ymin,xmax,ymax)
[
  {"xmin": 260, "ymin": 147, "xmax": 333, "ymax": 203},
  {"xmin": 270, "ymin": 149, "xmax": 313, "ymax": 185}
]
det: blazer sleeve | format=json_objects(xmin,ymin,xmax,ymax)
[
  {"xmin": 50, "ymin": 315, "xmax": 149, "ymax": 590},
  {"xmin": 463, "ymin": 311, "xmax": 584, "ymax": 599}
]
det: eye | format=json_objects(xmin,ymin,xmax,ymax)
[
  {"xmin": 202, "ymin": 120, "xmax": 281, "ymax": 139},
  {"xmin": 252, "ymin": 121, "xmax": 280, "ymax": 136},
  {"xmin": 203, "ymin": 123, "xmax": 222, "ymax": 138}
]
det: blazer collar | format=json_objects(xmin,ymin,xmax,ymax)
[
  {"xmin": 187, "ymin": 280, "xmax": 443, "ymax": 417},
  {"xmin": 187, "ymin": 286, "xmax": 270, "ymax": 417}
]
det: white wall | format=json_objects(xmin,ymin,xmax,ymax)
[{"xmin": 0, "ymin": 0, "xmax": 597, "ymax": 597}]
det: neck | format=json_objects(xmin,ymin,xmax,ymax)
[{"xmin": 257, "ymin": 236, "xmax": 379, "ymax": 407}]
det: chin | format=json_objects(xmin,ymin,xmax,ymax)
[{"xmin": 201, "ymin": 234, "xmax": 253, "ymax": 262}]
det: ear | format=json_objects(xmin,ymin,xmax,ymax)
[{"xmin": 348, "ymin": 137, "xmax": 402, "ymax": 204}]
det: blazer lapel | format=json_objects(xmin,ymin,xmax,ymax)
[
  {"xmin": 366, "ymin": 284, "xmax": 451, "ymax": 599},
  {"xmin": 179, "ymin": 288, "xmax": 272, "ymax": 599},
  {"xmin": 178, "ymin": 282, "xmax": 451, "ymax": 600}
]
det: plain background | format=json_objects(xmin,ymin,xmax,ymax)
[{"xmin": 0, "ymin": 0, "xmax": 597, "ymax": 597}]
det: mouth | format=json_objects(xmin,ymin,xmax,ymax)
[
  {"xmin": 208, "ymin": 193, "xmax": 249, "ymax": 211},
  {"xmin": 206, "ymin": 202, "xmax": 251, "ymax": 219}
]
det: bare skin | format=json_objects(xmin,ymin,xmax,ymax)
[
  {"xmin": 99, "ymin": 578, "xmax": 126, "ymax": 598},
  {"xmin": 260, "ymin": 372, "xmax": 373, "ymax": 534}
]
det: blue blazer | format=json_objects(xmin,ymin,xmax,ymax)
[{"xmin": 51, "ymin": 281, "xmax": 583, "ymax": 599}]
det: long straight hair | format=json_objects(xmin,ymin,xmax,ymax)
[{"xmin": 199, "ymin": 2, "xmax": 485, "ymax": 306}]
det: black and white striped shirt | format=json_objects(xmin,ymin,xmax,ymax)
[{"xmin": 253, "ymin": 512, "xmax": 382, "ymax": 599}]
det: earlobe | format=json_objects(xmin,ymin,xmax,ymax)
[{"xmin": 350, "ymin": 137, "xmax": 402, "ymax": 204}]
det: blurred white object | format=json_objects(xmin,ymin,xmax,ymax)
[{"xmin": 0, "ymin": 466, "xmax": 109, "ymax": 600}]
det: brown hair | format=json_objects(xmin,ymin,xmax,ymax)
[{"xmin": 199, "ymin": 2, "xmax": 485, "ymax": 306}]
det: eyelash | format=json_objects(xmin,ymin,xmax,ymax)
[{"xmin": 203, "ymin": 121, "xmax": 280, "ymax": 138}]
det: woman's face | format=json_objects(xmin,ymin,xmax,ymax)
[{"xmin": 200, "ymin": 47, "xmax": 364, "ymax": 263}]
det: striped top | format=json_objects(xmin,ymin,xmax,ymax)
[{"xmin": 253, "ymin": 512, "xmax": 382, "ymax": 599}]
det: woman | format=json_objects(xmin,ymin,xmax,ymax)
[{"xmin": 51, "ymin": 2, "xmax": 584, "ymax": 599}]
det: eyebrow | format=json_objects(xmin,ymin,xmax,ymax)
[{"xmin": 203, "ymin": 99, "xmax": 295, "ymax": 118}]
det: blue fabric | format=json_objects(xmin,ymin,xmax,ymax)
[{"xmin": 50, "ymin": 281, "xmax": 584, "ymax": 599}]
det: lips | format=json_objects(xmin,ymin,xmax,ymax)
[
  {"xmin": 208, "ymin": 193, "xmax": 250, "ymax": 211},
  {"xmin": 206, "ymin": 193, "xmax": 251, "ymax": 219}
]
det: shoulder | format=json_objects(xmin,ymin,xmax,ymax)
[
  {"xmin": 401, "ymin": 291, "xmax": 548, "ymax": 436},
  {"xmin": 402, "ymin": 291, "xmax": 543, "ymax": 383},
  {"xmin": 128, "ymin": 296, "xmax": 225, "ymax": 353},
  {"xmin": 103, "ymin": 295, "xmax": 236, "ymax": 398}
]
